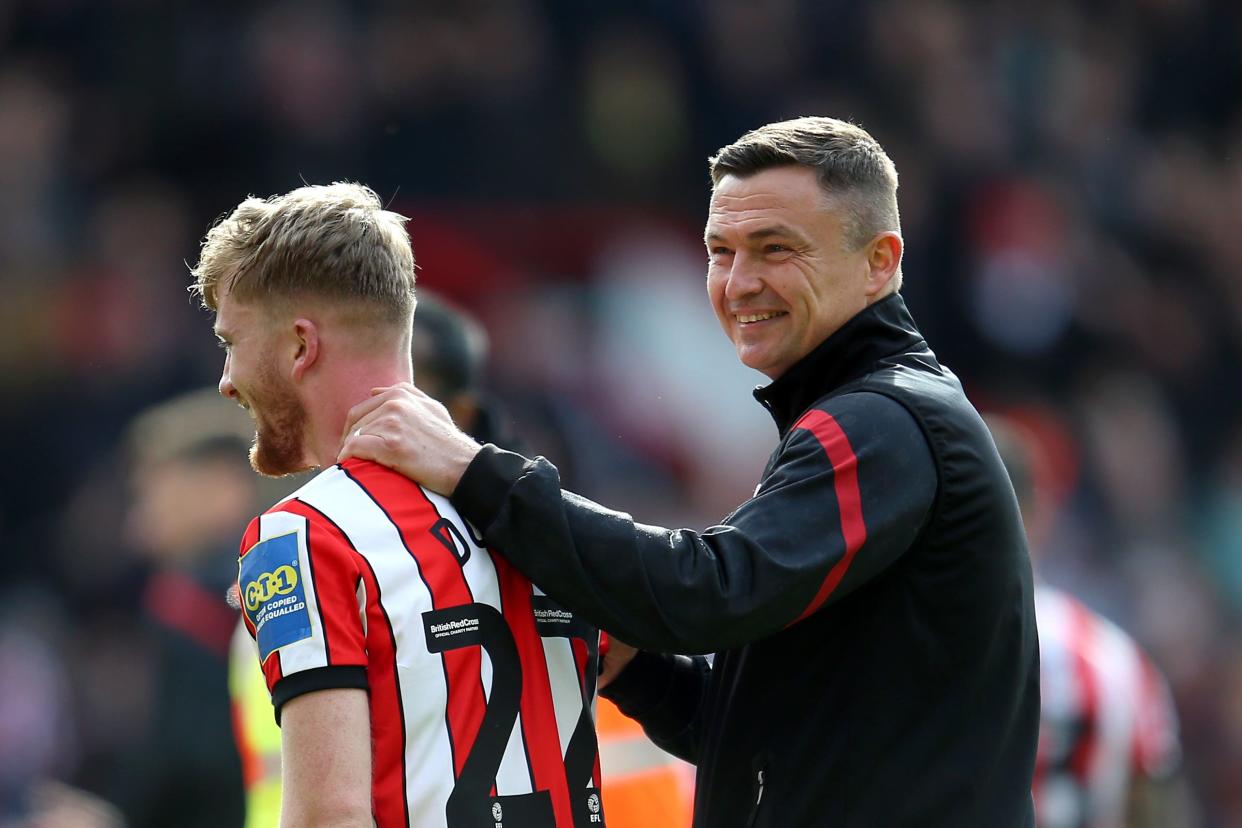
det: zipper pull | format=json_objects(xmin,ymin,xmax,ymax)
[{"xmin": 746, "ymin": 768, "xmax": 767, "ymax": 828}]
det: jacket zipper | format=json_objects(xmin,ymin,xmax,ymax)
[{"xmin": 745, "ymin": 768, "xmax": 766, "ymax": 828}]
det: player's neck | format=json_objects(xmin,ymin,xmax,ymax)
[{"xmin": 302, "ymin": 352, "xmax": 412, "ymax": 470}]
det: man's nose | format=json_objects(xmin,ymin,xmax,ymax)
[
  {"xmin": 724, "ymin": 256, "xmax": 763, "ymax": 301},
  {"xmin": 219, "ymin": 355, "xmax": 237, "ymax": 400}
]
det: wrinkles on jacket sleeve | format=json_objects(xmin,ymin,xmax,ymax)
[{"xmin": 450, "ymin": 392, "xmax": 936, "ymax": 654}]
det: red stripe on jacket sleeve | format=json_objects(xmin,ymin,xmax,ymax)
[{"xmin": 788, "ymin": 409, "xmax": 868, "ymax": 624}]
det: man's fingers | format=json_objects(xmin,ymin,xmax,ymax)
[
  {"xmin": 596, "ymin": 637, "xmax": 639, "ymax": 690},
  {"xmin": 341, "ymin": 384, "xmax": 418, "ymax": 443},
  {"xmin": 338, "ymin": 432, "xmax": 391, "ymax": 466},
  {"xmin": 374, "ymin": 381, "xmax": 417, "ymax": 396},
  {"xmin": 338, "ymin": 409, "xmax": 403, "ymax": 461},
  {"xmin": 338, "ymin": 412, "xmax": 383, "ymax": 460},
  {"xmin": 341, "ymin": 394, "xmax": 390, "ymax": 442}
]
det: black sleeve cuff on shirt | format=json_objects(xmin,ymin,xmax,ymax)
[
  {"xmin": 271, "ymin": 665, "xmax": 368, "ymax": 725},
  {"xmin": 451, "ymin": 443, "xmax": 532, "ymax": 532}
]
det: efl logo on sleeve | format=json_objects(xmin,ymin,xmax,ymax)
[{"xmin": 240, "ymin": 532, "xmax": 312, "ymax": 662}]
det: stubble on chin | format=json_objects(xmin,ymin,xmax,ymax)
[{"xmin": 248, "ymin": 393, "xmax": 311, "ymax": 478}]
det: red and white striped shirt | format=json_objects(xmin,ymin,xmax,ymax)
[
  {"xmin": 238, "ymin": 458, "xmax": 605, "ymax": 827},
  {"xmin": 1033, "ymin": 584, "xmax": 1181, "ymax": 828}
]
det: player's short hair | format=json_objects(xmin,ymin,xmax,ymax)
[
  {"xmin": 190, "ymin": 182, "xmax": 415, "ymax": 326},
  {"xmin": 709, "ymin": 117, "xmax": 901, "ymax": 253}
]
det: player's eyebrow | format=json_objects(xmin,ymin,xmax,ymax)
[{"xmin": 705, "ymin": 224, "xmax": 806, "ymax": 245}]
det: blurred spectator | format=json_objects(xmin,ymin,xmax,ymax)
[
  {"xmin": 230, "ymin": 621, "xmax": 281, "ymax": 828},
  {"xmin": 410, "ymin": 291, "xmax": 520, "ymax": 449},
  {"xmin": 110, "ymin": 389, "xmax": 265, "ymax": 828},
  {"xmin": 0, "ymin": 588, "xmax": 122, "ymax": 828},
  {"xmin": 988, "ymin": 415, "xmax": 1195, "ymax": 827}
]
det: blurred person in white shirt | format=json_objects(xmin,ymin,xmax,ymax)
[{"xmin": 987, "ymin": 414, "xmax": 1195, "ymax": 828}]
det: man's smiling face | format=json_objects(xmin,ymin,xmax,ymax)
[
  {"xmin": 214, "ymin": 284, "xmax": 310, "ymax": 477},
  {"xmin": 705, "ymin": 166, "xmax": 873, "ymax": 380}
]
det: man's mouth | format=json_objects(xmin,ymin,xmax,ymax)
[{"xmin": 736, "ymin": 311, "xmax": 787, "ymax": 324}]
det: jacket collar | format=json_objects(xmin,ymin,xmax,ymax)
[{"xmin": 753, "ymin": 293, "xmax": 927, "ymax": 435}]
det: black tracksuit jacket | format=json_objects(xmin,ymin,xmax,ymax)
[{"xmin": 451, "ymin": 295, "xmax": 1040, "ymax": 827}]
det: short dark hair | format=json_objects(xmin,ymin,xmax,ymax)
[
  {"xmin": 411, "ymin": 292, "xmax": 487, "ymax": 401},
  {"xmin": 708, "ymin": 117, "xmax": 900, "ymax": 250}
]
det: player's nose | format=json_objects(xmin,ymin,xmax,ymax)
[{"xmin": 219, "ymin": 356, "xmax": 238, "ymax": 400}]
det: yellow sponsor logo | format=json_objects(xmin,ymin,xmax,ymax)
[{"xmin": 243, "ymin": 565, "xmax": 299, "ymax": 613}]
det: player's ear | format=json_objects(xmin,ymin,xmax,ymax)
[
  {"xmin": 864, "ymin": 232, "xmax": 903, "ymax": 298},
  {"xmin": 291, "ymin": 318, "xmax": 320, "ymax": 381}
]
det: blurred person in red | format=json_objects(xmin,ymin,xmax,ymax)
[
  {"xmin": 986, "ymin": 414, "xmax": 1193, "ymax": 828},
  {"xmin": 115, "ymin": 388, "xmax": 258, "ymax": 828},
  {"xmin": 340, "ymin": 118, "xmax": 1040, "ymax": 827},
  {"xmin": 194, "ymin": 182, "xmax": 605, "ymax": 828}
]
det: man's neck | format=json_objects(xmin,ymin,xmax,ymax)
[{"xmin": 303, "ymin": 354, "xmax": 411, "ymax": 469}]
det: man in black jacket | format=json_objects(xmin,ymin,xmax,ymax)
[{"xmin": 340, "ymin": 117, "xmax": 1040, "ymax": 827}]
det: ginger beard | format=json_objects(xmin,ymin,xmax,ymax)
[{"xmin": 246, "ymin": 355, "xmax": 310, "ymax": 477}]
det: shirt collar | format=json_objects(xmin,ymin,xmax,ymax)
[{"xmin": 752, "ymin": 293, "xmax": 927, "ymax": 435}]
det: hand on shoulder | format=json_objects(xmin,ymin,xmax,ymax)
[{"xmin": 338, "ymin": 382, "xmax": 482, "ymax": 495}]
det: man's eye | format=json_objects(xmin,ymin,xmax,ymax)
[
  {"xmin": 765, "ymin": 244, "xmax": 789, "ymax": 254},
  {"xmin": 217, "ymin": 340, "xmax": 231, "ymax": 351},
  {"xmin": 709, "ymin": 247, "xmax": 732, "ymax": 257}
]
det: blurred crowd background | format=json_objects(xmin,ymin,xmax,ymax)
[{"xmin": 1, "ymin": 0, "xmax": 1240, "ymax": 824}]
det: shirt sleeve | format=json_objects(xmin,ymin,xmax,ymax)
[
  {"xmin": 451, "ymin": 391, "xmax": 937, "ymax": 654},
  {"xmin": 238, "ymin": 504, "xmax": 369, "ymax": 722}
]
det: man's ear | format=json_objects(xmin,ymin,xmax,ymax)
[
  {"xmin": 291, "ymin": 318, "xmax": 320, "ymax": 382},
  {"xmin": 864, "ymin": 232, "xmax": 903, "ymax": 298}
]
